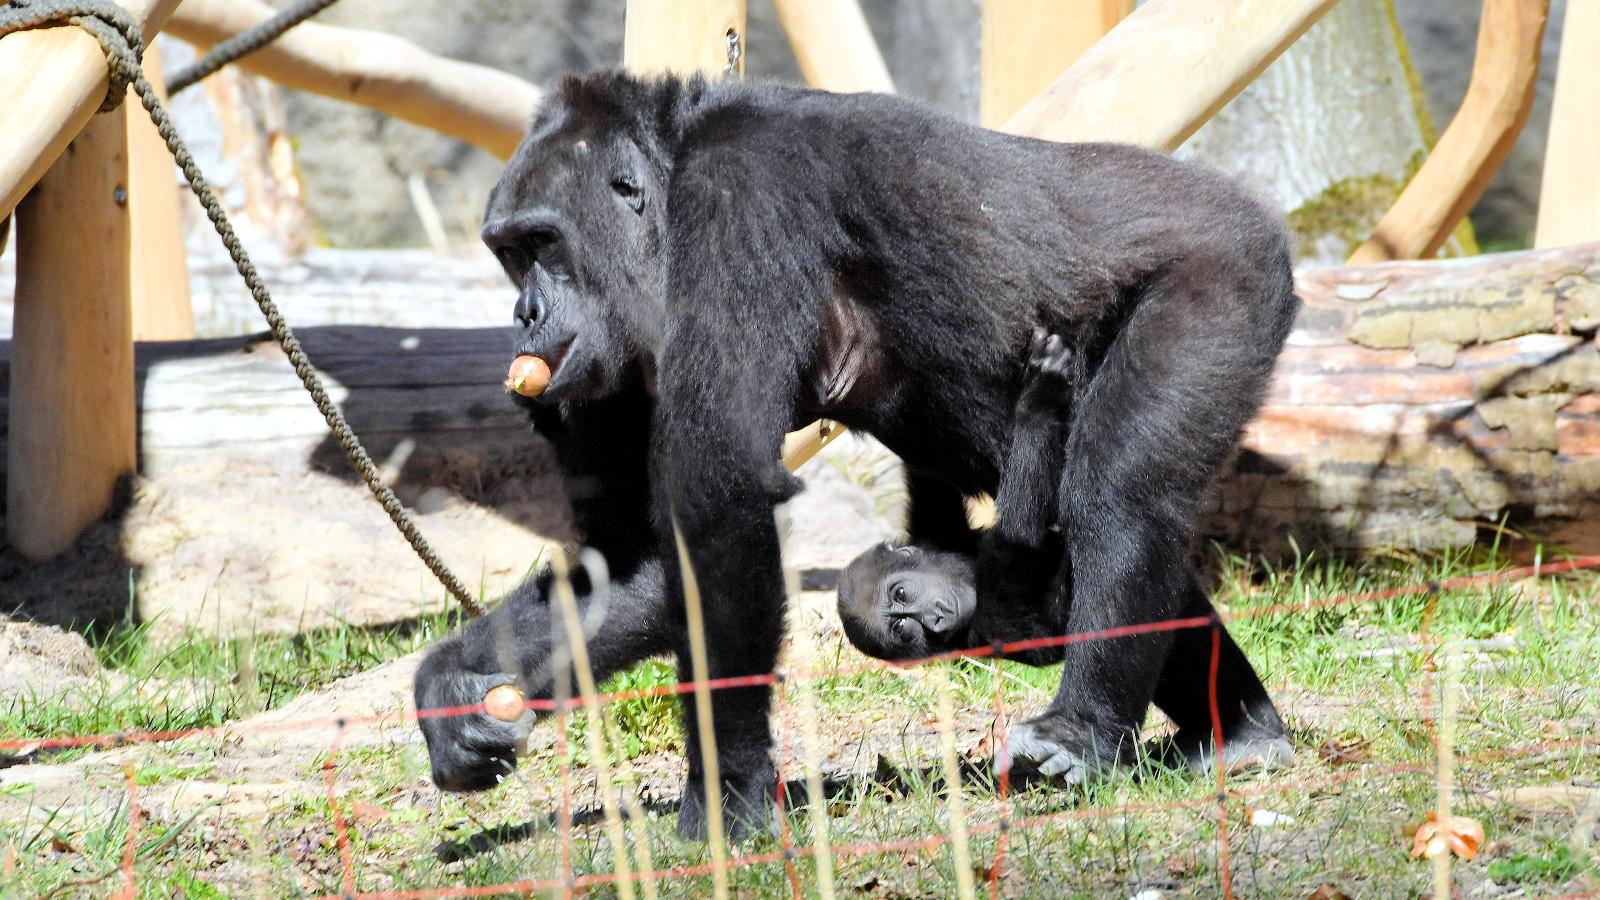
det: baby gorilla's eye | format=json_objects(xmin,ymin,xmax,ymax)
[
  {"xmin": 891, "ymin": 584, "xmax": 907, "ymax": 606},
  {"xmin": 891, "ymin": 617, "xmax": 916, "ymax": 640}
]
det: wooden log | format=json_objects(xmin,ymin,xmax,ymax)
[
  {"xmin": 127, "ymin": 41, "xmax": 195, "ymax": 342},
  {"xmin": 164, "ymin": 0, "xmax": 541, "ymax": 160},
  {"xmin": 980, "ymin": 0, "xmax": 1130, "ymax": 128},
  {"xmin": 0, "ymin": 0, "xmax": 181, "ymax": 223},
  {"xmin": 1534, "ymin": 0, "xmax": 1600, "ymax": 248},
  {"xmin": 1001, "ymin": 0, "xmax": 1339, "ymax": 150},
  {"xmin": 1349, "ymin": 0, "xmax": 1549, "ymax": 265},
  {"xmin": 7, "ymin": 111, "xmax": 136, "ymax": 561},
  {"xmin": 623, "ymin": 0, "xmax": 747, "ymax": 78},
  {"xmin": 772, "ymin": 0, "xmax": 893, "ymax": 94},
  {"xmin": 1217, "ymin": 241, "xmax": 1600, "ymax": 549},
  {"xmin": 6, "ymin": 244, "xmax": 1592, "ymax": 550}
]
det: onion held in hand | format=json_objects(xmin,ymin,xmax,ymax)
[
  {"xmin": 483, "ymin": 684, "xmax": 527, "ymax": 722},
  {"xmin": 504, "ymin": 355, "xmax": 551, "ymax": 398}
]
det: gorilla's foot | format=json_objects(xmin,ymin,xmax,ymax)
[
  {"xmin": 1170, "ymin": 719, "xmax": 1294, "ymax": 775},
  {"xmin": 675, "ymin": 766, "xmax": 779, "ymax": 842},
  {"xmin": 998, "ymin": 714, "xmax": 1136, "ymax": 784}
]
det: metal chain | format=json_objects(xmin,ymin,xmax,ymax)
[
  {"xmin": 0, "ymin": 0, "xmax": 486, "ymax": 617},
  {"xmin": 166, "ymin": 0, "xmax": 341, "ymax": 95},
  {"xmin": 723, "ymin": 27, "xmax": 742, "ymax": 77}
]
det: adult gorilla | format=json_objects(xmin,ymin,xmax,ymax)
[{"xmin": 415, "ymin": 71, "xmax": 1299, "ymax": 839}]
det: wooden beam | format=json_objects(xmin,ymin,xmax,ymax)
[
  {"xmin": 7, "ymin": 111, "xmax": 136, "ymax": 561},
  {"xmin": 165, "ymin": 0, "xmax": 541, "ymax": 161},
  {"xmin": 980, "ymin": 0, "xmax": 1130, "ymax": 129},
  {"xmin": 127, "ymin": 41, "xmax": 195, "ymax": 341},
  {"xmin": 624, "ymin": 0, "xmax": 747, "ymax": 78},
  {"xmin": 772, "ymin": 0, "xmax": 893, "ymax": 94},
  {"xmin": 1349, "ymin": 0, "xmax": 1549, "ymax": 265},
  {"xmin": 1000, "ymin": 0, "xmax": 1339, "ymax": 151},
  {"xmin": 1534, "ymin": 0, "xmax": 1600, "ymax": 248},
  {"xmin": 0, "ymin": 0, "xmax": 181, "ymax": 223}
]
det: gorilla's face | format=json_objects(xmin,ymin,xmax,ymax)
[
  {"xmin": 837, "ymin": 542, "xmax": 978, "ymax": 661},
  {"xmin": 482, "ymin": 116, "xmax": 668, "ymax": 404}
]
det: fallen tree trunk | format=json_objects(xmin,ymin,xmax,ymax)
[
  {"xmin": 1214, "ymin": 240, "xmax": 1600, "ymax": 550},
  {"xmin": 3, "ymin": 244, "xmax": 1597, "ymax": 551}
]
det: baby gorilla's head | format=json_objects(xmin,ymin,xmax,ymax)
[{"xmin": 837, "ymin": 542, "xmax": 978, "ymax": 661}]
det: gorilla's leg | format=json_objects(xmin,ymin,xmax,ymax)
[
  {"xmin": 415, "ymin": 558, "xmax": 675, "ymax": 792},
  {"xmin": 1152, "ymin": 575, "xmax": 1292, "ymax": 773},
  {"xmin": 1003, "ymin": 261, "xmax": 1296, "ymax": 782}
]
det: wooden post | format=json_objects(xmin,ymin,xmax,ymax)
[
  {"xmin": 623, "ymin": 0, "xmax": 747, "ymax": 78},
  {"xmin": 1534, "ymin": 0, "xmax": 1600, "ymax": 248},
  {"xmin": 1348, "ymin": 0, "xmax": 1549, "ymax": 264},
  {"xmin": 981, "ymin": 0, "xmax": 1130, "ymax": 128},
  {"xmin": 127, "ymin": 41, "xmax": 195, "ymax": 341},
  {"xmin": 772, "ymin": 0, "xmax": 893, "ymax": 94},
  {"xmin": 0, "ymin": 0, "xmax": 181, "ymax": 223},
  {"xmin": 7, "ymin": 111, "xmax": 136, "ymax": 561}
]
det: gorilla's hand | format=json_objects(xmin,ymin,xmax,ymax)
[{"xmin": 414, "ymin": 638, "xmax": 533, "ymax": 792}]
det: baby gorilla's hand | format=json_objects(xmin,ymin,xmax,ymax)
[{"xmin": 1016, "ymin": 328, "xmax": 1075, "ymax": 420}]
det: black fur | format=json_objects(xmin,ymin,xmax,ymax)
[{"xmin": 415, "ymin": 71, "xmax": 1301, "ymax": 836}]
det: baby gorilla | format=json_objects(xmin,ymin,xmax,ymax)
[{"xmin": 839, "ymin": 330, "xmax": 1074, "ymax": 664}]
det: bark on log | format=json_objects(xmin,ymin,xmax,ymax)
[
  {"xmin": 4, "ymin": 244, "xmax": 1596, "ymax": 551},
  {"xmin": 1215, "ymin": 240, "xmax": 1600, "ymax": 550}
]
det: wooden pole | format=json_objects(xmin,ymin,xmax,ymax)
[
  {"xmin": 772, "ymin": 0, "xmax": 893, "ymax": 94},
  {"xmin": 624, "ymin": 0, "xmax": 747, "ymax": 78},
  {"xmin": 166, "ymin": 0, "xmax": 541, "ymax": 161},
  {"xmin": 127, "ymin": 41, "xmax": 195, "ymax": 341},
  {"xmin": 980, "ymin": 0, "xmax": 1130, "ymax": 128},
  {"xmin": 1534, "ymin": 0, "xmax": 1600, "ymax": 248},
  {"xmin": 0, "ymin": 0, "xmax": 181, "ymax": 223},
  {"xmin": 1348, "ymin": 0, "xmax": 1549, "ymax": 264},
  {"xmin": 1000, "ymin": 0, "xmax": 1339, "ymax": 151},
  {"xmin": 7, "ymin": 112, "xmax": 137, "ymax": 561}
]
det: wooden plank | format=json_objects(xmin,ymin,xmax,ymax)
[
  {"xmin": 127, "ymin": 41, "xmax": 195, "ymax": 342},
  {"xmin": 1000, "ymin": 0, "xmax": 1340, "ymax": 150},
  {"xmin": 772, "ymin": 0, "xmax": 893, "ymax": 94},
  {"xmin": 623, "ymin": 0, "xmax": 747, "ymax": 77},
  {"xmin": 0, "ymin": 0, "xmax": 181, "ymax": 223},
  {"xmin": 1349, "ymin": 0, "xmax": 1550, "ymax": 264},
  {"xmin": 980, "ymin": 0, "xmax": 1130, "ymax": 128},
  {"xmin": 1534, "ymin": 0, "xmax": 1600, "ymax": 248},
  {"xmin": 7, "ymin": 111, "xmax": 136, "ymax": 561},
  {"xmin": 165, "ymin": 0, "xmax": 541, "ymax": 160}
]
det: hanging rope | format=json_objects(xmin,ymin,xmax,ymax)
[
  {"xmin": 165, "ymin": 0, "xmax": 342, "ymax": 95},
  {"xmin": 0, "ymin": 0, "xmax": 486, "ymax": 617}
]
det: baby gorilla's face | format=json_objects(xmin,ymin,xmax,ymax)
[{"xmin": 837, "ymin": 542, "xmax": 978, "ymax": 661}]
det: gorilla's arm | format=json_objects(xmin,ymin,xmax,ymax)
[{"xmin": 414, "ymin": 383, "xmax": 676, "ymax": 792}]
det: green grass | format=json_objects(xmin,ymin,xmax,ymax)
[{"xmin": 3, "ymin": 543, "xmax": 1598, "ymax": 897}]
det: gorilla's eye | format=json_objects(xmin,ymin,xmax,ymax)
[
  {"xmin": 611, "ymin": 178, "xmax": 645, "ymax": 214},
  {"xmin": 891, "ymin": 584, "xmax": 907, "ymax": 606}
]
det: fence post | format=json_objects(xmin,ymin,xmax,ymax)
[
  {"xmin": 128, "ymin": 41, "xmax": 195, "ymax": 341},
  {"xmin": 772, "ymin": 0, "xmax": 893, "ymax": 94},
  {"xmin": 624, "ymin": 0, "xmax": 747, "ymax": 77},
  {"xmin": 1534, "ymin": 0, "xmax": 1600, "ymax": 248},
  {"xmin": 7, "ymin": 110, "xmax": 136, "ymax": 561},
  {"xmin": 981, "ymin": 0, "xmax": 1130, "ymax": 128}
]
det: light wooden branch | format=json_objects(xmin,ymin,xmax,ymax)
[
  {"xmin": 1534, "ymin": 0, "xmax": 1600, "ymax": 248},
  {"xmin": 1349, "ymin": 0, "xmax": 1550, "ymax": 264},
  {"xmin": 980, "ymin": 0, "xmax": 1130, "ymax": 128},
  {"xmin": 0, "ymin": 0, "xmax": 182, "ymax": 223},
  {"xmin": 1000, "ymin": 0, "xmax": 1339, "ymax": 150},
  {"xmin": 165, "ymin": 0, "xmax": 541, "ymax": 161},
  {"xmin": 772, "ymin": 0, "xmax": 893, "ymax": 94}
]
